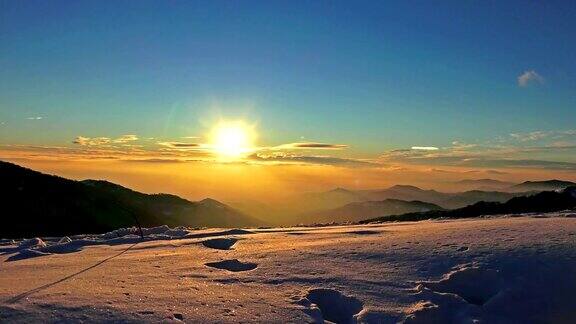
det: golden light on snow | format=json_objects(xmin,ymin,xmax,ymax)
[{"xmin": 209, "ymin": 120, "xmax": 256, "ymax": 158}]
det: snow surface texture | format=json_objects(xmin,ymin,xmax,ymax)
[{"xmin": 1, "ymin": 215, "xmax": 575, "ymax": 323}]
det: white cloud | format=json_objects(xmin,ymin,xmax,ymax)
[
  {"xmin": 113, "ymin": 134, "xmax": 138, "ymax": 143},
  {"xmin": 72, "ymin": 134, "xmax": 138, "ymax": 146},
  {"xmin": 26, "ymin": 116, "xmax": 43, "ymax": 120},
  {"xmin": 72, "ymin": 136, "xmax": 111, "ymax": 146},
  {"xmin": 510, "ymin": 131, "xmax": 549, "ymax": 141},
  {"xmin": 411, "ymin": 146, "xmax": 439, "ymax": 151},
  {"xmin": 518, "ymin": 70, "xmax": 544, "ymax": 87}
]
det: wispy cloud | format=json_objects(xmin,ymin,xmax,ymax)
[
  {"xmin": 157, "ymin": 141, "xmax": 204, "ymax": 149},
  {"xmin": 380, "ymin": 131, "xmax": 576, "ymax": 171},
  {"xmin": 510, "ymin": 131, "xmax": 548, "ymax": 141},
  {"xmin": 113, "ymin": 134, "xmax": 138, "ymax": 143},
  {"xmin": 411, "ymin": 146, "xmax": 439, "ymax": 151},
  {"xmin": 72, "ymin": 134, "xmax": 139, "ymax": 146},
  {"xmin": 518, "ymin": 70, "xmax": 544, "ymax": 87},
  {"xmin": 248, "ymin": 152, "xmax": 377, "ymax": 167},
  {"xmin": 7, "ymin": 129, "xmax": 576, "ymax": 172},
  {"xmin": 73, "ymin": 136, "xmax": 111, "ymax": 146},
  {"xmin": 26, "ymin": 116, "xmax": 44, "ymax": 120},
  {"xmin": 509, "ymin": 129, "xmax": 576, "ymax": 142},
  {"xmin": 1, "ymin": 143, "xmax": 214, "ymax": 162},
  {"xmin": 275, "ymin": 142, "xmax": 348, "ymax": 150}
]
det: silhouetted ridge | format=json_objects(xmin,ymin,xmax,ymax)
[
  {"xmin": 509, "ymin": 180, "xmax": 576, "ymax": 192},
  {"xmin": 360, "ymin": 187, "xmax": 576, "ymax": 224},
  {"xmin": 0, "ymin": 160, "xmax": 257, "ymax": 238},
  {"xmin": 306, "ymin": 198, "xmax": 444, "ymax": 223}
]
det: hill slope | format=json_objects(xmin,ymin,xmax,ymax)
[{"xmin": 0, "ymin": 161, "xmax": 258, "ymax": 237}]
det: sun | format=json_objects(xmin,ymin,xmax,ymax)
[{"xmin": 209, "ymin": 121, "xmax": 256, "ymax": 158}]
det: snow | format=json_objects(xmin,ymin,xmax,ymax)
[
  {"xmin": 0, "ymin": 215, "xmax": 575, "ymax": 323},
  {"xmin": 201, "ymin": 238, "xmax": 239, "ymax": 250}
]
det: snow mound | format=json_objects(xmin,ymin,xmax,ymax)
[
  {"xmin": 405, "ymin": 259, "xmax": 576, "ymax": 323},
  {"xmin": 7, "ymin": 248, "xmax": 50, "ymax": 261},
  {"xmin": 423, "ymin": 266, "xmax": 505, "ymax": 305},
  {"xmin": 222, "ymin": 229, "xmax": 253, "ymax": 235},
  {"xmin": 201, "ymin": 238, "xmax": 239, "ymax": 250},
  {"xmin": 300, "ymin": 288, "xmax": 364, "ymax": 324},
  {"xmin": 58, "ymin": 236, "xmax": 72, "ymax": 244},
  {"xmin": 5, "ymin": 225, "xmax": 201, "ymax": 261},
  {"xmin": 18, "ymin": 238, "xmax": 46, "ymax": 249},
  {"xmin": 142, "ymin": 225, "xmax": 171, "ymax": 236},
  {"xmin": 205, "ymin": 259, "xmax": 257, "ymax": 272},
  {"xmin": 164, "ymin": 227, "xmax": 190, "ymax": 237}
]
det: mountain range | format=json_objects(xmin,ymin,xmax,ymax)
[
  {"xmin": 2, "ymin": 160, "xmax": 575, "ymax": 236},
  {"xmin": 294, "ymin": 181, "xmax": 575, "ymax": 225},
  {"xmin": 0, "ymin": 161, "xmax": 257, "ymax": 238},
  {"xmin": 360, "ymin": 186, "xmax": 576, "ymax": 223},
  {"xmin": 305, "ymin": 199, "xmax": 444, "ymax": 224},
  {"xmin": 453, "ymin": 179, "xmax": 516, "ymax": 191},
  {"xmin": 508, "ymin": 180, "xmax": 576, "ymax": 192},
  {"xmin": 304, "ymin": 185, "xmax": 529, "ymax": 211}
]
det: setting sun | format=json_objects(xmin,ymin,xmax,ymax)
[{"xmin": 210, "ymin": 121, "xmax": 256, "ymax": 158}]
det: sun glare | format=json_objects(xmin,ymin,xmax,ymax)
[{"xmin": 210, "ymin": 121, "xmax": 256, "ymax": 158}]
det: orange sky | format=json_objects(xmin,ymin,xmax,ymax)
[{"xmin": 5, "ymin": 158, "xmax": 575, "ymax": 204}]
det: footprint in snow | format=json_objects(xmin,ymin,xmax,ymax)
[
  {"xmin": 298, "ymin": 288, "xmax": 364, "ymax": 324},
  {"xmin": 205, "ymin": 259, "xmax": 257, "ymax": 272}
]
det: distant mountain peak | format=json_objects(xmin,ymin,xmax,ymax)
[
  {"xmin": 328, "ymin": 187, "xmax": 352, "ymax": 193},
  {"xmin": 199, "ymin": 197, "xmax": 226, "ymax": 207},
  {"xmin": 510, "ymin": 179, "xmax": 576, "ymax": 192},
  {"xmin": 520, "ymin": 180, "xmax": 574, "ymax": 186},
  {"xmin": 388, "ymin": 184, "xmax": 422, "ymax": 191}
]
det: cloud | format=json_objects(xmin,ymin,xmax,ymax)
[
  {"xmin": 276, "ymin": 142, "xmax": 348, "ymax": 149},
  {"xmin": 72, "ymin": 136, "xmax": 111, "ymax": 146},
  {"xmin": 248, "ymin": 152, "xmax": 376, "ymax": 167},
  {"xmin": 1, "ymin": 142, "xmax": 214, "ymax": 162},
  {"xmin": 411, "ymin": 146, "xmax": 439, "ymax": 151},
  {"xmin": 518, "ymin": 70, "xmax": 544, "ymax": 87},
  {"xmin": 72, "ymin": 134, "xmax": 139, "ymax": 146},
  {"xmin": 510, "ymin": 131, "xmax": 549, "ymax": 142},
  {"xmin": 380, "ymin": 137, "xmax": 576, "ymax": 171},
  {"xmin": 382, "ymin": 148, "xmax": 576, "ymax": 170},
  {"xmin": 509, "ymin": 129, "xmax": 576, "ymax": 144},
  {"xmin": 26, "ymin": 116, "xmax": 43, "ymax": 120},
  {"xmin": 121, "ymin": 158, "xmax": 187, "ymax": 163},
  {"xmin": 157, "ymin": 141, "xmax": 204, "ymax": 149},
  {"xmin": 113, "ymin": 134, "xmax": 138, "ymax": 143}
]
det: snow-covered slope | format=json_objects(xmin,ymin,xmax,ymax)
[{"xmin": 1, "ymin": 215, "xmax": 575, "ymax": 323}]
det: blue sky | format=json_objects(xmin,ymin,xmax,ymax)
[{"xmin": 1, "ymin": 1, "xmax": 575, "ymax": 163}]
